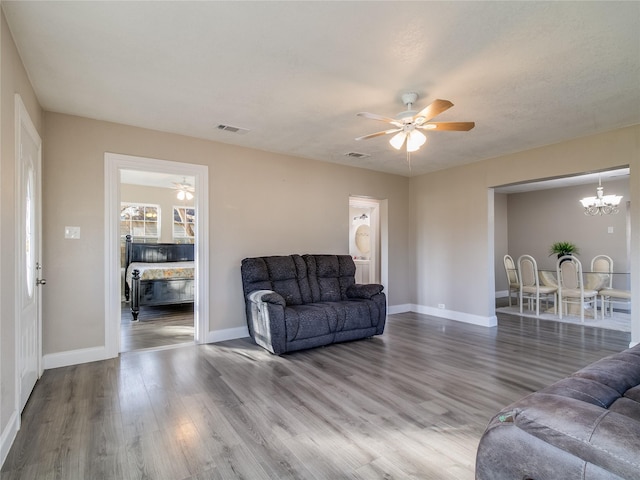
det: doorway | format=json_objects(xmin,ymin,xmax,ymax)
[
  {"xmin": 349, "ymin": 196, "xmax": 381, "ymax": 284},
  {"xmin": 119, "ymin": 170, "xmax": 196, "ymax": 352},
  {"xmin": 104, "ymin": 153, "xmax": 209, "ymax": 357}
]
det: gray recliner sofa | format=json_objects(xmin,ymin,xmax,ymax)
[
  {"xmin": 240, "ymin": 254, "xmax": 386, "ymax": 354},
  {"xmin": 476, "ymin": 343, "xmax": 640, "ymax": 479}
]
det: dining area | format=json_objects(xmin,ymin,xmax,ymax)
[{"xmin": 503, "ymin": 251, "xmax": 631, "ymax": 323}]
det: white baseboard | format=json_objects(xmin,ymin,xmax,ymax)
[
  {"xmin": 389, "ymin": 304, "xmax": 497, "ymax": 327},
  {"xmin": 495, "ymin": 290, "xmax": 508, "ymax": 298},
  {"xmin": 387, "ymin": 304, "xmax": 412, "ymax": 314},
  {"xmin": 0, "ymin": 411, "xmax": 19, "ymax": 468},
  {"xmin": 43, "ymin": 346, "xmax": 110, "ymax": 370},
  {"xmin": 41, "ymin": 328, "xmax": 251, "ymax": 370},
  {"xmin": 205, "ymin": 326, "xmax": 249, "ymax": 344}
]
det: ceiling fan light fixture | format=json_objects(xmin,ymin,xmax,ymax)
[
  {"xmin": 389, "ymin": 131, "xmax": 406, "ymax": 150},
  {"xmin": 406, "ymin": 130, "xmax": 427, "ymax": 152}
]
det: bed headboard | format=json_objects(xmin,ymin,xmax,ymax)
[{"xmin": 125, "ymin": 234, "xmax": 194, "ymax": 267}]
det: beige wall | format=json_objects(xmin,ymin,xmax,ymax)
[
  {"xmin": 0, "ymin": 7, "xmax": 43, "ymax": 454},
  {"xmin": 411, "ymin": 125, "xmax": 640, "ymax": 342},
  {"xmin": 42, "ymin": 112, "xmax": 412, "ymax": 355}
]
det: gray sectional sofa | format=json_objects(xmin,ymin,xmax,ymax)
[
  {"xmin": 476, "ymin": 343, "xmax": 640, "ymax": 479},
  {"xmin": 240, "ymin": 254, "xmax": 386, "ymax": 354}
]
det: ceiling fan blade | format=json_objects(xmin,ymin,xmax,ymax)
[
  {"xmin": 355, "ymin": 128, "xmax": 401, "ymax": 141},
  {"xmin": 418, "ymin": 122, "xmax": 475, "ymax": 131},
  {"xmin": 414, "ymin": 99, "xmax": 454, "ymax": 123},
  {"xmin": 357, "ymin": 112, "xmax": 402, "ymax": 126}
]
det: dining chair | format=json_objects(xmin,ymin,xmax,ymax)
[
  {"xmin": 556, "ymin": 255, "xmax": 598, "ymax": 322},
  {"xmin": 591, "ymin": 255, "xmax": 631, "ymax": 317},
  {"xmin": 591, "ymin": 254, "xmax": 612, "ymax": 316},
  {"xmin": 517, "ymin": 255, "xmax": 557, "ymax": 316},
  {"xmin": 503, "ymin": 255, "xmax": 520, "ymax": 307}
]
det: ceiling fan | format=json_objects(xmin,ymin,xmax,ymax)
[
  {"xmin": 173, "ymin": 177, "xmax": 194, "ymax": 200},
  {"xmin": 355, "ymin": 93, "xmax": 475, "ymax": 152}
]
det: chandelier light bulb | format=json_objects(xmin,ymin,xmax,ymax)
[
  {"xmin": 389, "ymin": 131, "xmax": 406, "ymax": 150},
  {"xmin": 406, "ymin": 130, "xmax": 427, "ymax": 152}
]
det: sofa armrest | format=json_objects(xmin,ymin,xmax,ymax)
[
  {"xmin": 249, "ymin": 289, "xmax": 286, "ymax": 306},
  {"xmin": 346, "ymin": 283, "xmax": 384, "ymax": 300},
  {"xmin": 246, "ymin": 290, "xmax": 287, "ymax": 354}
]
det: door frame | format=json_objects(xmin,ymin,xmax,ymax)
[
  {"xmin": 14, "ymin": 93, "xmax": 43, "ymax": 410},
  {"xmin": 104, "ymin": 153, "xmax": 209, "ymax": 357}
]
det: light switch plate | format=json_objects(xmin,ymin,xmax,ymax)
[{"xmin": 65, "ymin": 226, "xmax": 81, "ymax": 239}]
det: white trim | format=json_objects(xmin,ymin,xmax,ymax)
[
  {"xmin": 387, "ymin": 304, "xmax": 413, "ymax": 314},
  {"xmin": 0, "ymin": 411, "xmax": 19, "ymax": 468},
  {"xmin": 388, "ymin": 304, "xmax": 497, "ymax": 327},
  {"xmin": 43, "ymin": 346, "xmax": 109, "ymax": 370},
  {"xmin": 495, "ymin": 289, "xmax": 508, "ymax": 298},
  {"xmin": 104, "ymin": 153, "xmax": 209, "ymax": 358},
  {"xmin": 206, "ymin": 326, "xmax": 250, "ymax": 344}
]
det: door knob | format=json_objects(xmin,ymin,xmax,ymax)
[{"xmin": 36, "ymin": 278, "xmax": 47, "ymax": 286}]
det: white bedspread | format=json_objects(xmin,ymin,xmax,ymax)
[{"xmin": 126, "ymin": 261, "xmax": 194, "ymax": 285}]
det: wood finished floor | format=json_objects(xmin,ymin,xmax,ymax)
[
  {"xmin": 2, "ymin": 311, "xmax": 630, "ymax": 480},
  {"xmin": 120, "ymin": 303, "xmax": 194, "ymax": 352}
]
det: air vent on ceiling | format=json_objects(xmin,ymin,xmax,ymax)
[
  {"xmin": 216, "ymin": 124, "xmax": 250, "ymax": 135},
  {"xmin": 344, "ymin": 152, "xmax": 371, "ymax": 159}
]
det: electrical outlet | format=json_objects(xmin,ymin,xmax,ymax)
[{"xmin": 438, "ymin": 304, "xmax": 445, "ymax": 309}]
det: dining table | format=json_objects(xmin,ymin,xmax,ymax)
[{"xmin": 537, "ymin": 270, "xmax": 611, "ymax": 318}]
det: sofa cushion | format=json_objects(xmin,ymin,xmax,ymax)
[
  {"xmin": 476, "ymin": 344, "xmax": 640, "ymax": 480},
  {"xmin": 322, "ymin": 300, "xmax": 376, "ymax": 332},
  {"xmin": 241, "ymin": 255, "xmax": 310, "ymax": 306},
  {"xmin": 304, "ymin": 254, "xmax": 356, "ymax": 302},
  {"xmin": 285, "ymin": 304, "xmax": 337, "ymax": 341}
]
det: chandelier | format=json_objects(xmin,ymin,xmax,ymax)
[{"xmin": 579, "ymin": 177, "xmax": 623, "ymax": 216}]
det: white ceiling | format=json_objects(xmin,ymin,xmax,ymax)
[{"xmin": 3, "ymin": 1, "xmax": 639, "ymax": 178}]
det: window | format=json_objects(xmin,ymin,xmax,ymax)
[
  {"xmin": 120, "ymin": 203, "xmax": 160, "ymax": 242},
  {"xmin": 173, "ymin": 206, "xmax": 195, "ymax": 243}
]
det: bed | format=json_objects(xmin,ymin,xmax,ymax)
[{"xmin": 124, "ymin": 235, "xmax": 195, "ymax": 321}]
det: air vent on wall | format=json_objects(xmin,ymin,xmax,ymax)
[
  {"xmin": 344, "ymin": 152, "xmax": 371, "ymax": 159},
  {"xmin": 216, "ymin": 124, "xmax": 250, "ymax": 135}
]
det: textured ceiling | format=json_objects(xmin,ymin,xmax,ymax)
[{"xmin": 3, "ymin": 1, "xmax": 639, "ymax": 177}]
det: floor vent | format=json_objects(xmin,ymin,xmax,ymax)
[
  {"xmin": 216, "ymin": 124, "xmax": 250, "ymax": 135},
  {"xmin": 345, "ymin": 152, "xmax": 370, "ymax": 159}
]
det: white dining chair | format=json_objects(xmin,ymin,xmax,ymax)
[
  {"xmin": 518, "ymin": 255, "xmax": 557, "ymax": 316},
  {"xmin": 591, "ymin": 255, "xmax": 631, "ymax": 317},
  {"xmin": 503, "ymin": 255, "xmax": 520, "ymax": 307},
  {"xmin": 557, "ymin": 255, "xmax": 599, "ymax": 322}
]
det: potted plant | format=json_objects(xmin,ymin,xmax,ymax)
[{"xmin": 549, "ymin": 241, "xmax": 580, "ymax": 259}]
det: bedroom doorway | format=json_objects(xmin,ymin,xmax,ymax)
[
  {"xmin": 119, "ymin": 170, "xmax": 196, "ymax": 352},
  {"xmin": 104, "ymin": 153, "xmax": 209, "ymax": 357}
]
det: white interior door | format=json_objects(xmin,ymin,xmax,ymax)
[{"xmin": 16, "ymin": 95, "xmax": 43, "ymax": 411}]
